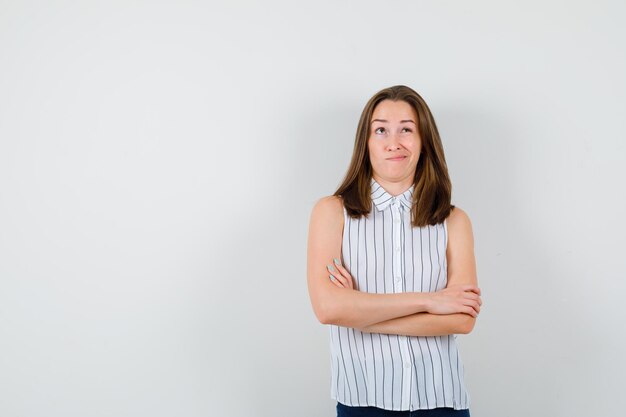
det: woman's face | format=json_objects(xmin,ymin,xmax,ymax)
[{"xmin": 367, "ymin": 99, "xmax": 422, "ymax": 183}]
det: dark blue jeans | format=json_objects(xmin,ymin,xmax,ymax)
[{"xmin": 336, "ymin": 402, "xmax": 470, "ymax": 417}]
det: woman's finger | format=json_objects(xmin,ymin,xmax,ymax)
[
  {"xmin": 461, "ymin": 284, "xmax": 480, "ymax": 295},
  {"xmin": 464, "ymin": 307, "xmax": 478, "ymax": 318},
  {"xmin": 328, "ymin": 262, "xmax": 352, "ymax": 289},
  {"xmin": 465, "ymin": 300, "xmax": 480, "ymax": 314},
  {"xmin": 345, "ymin": 274, "xmax": 354, "ymax": 289},
  {"xmin": 333, "ymin": 259, "xmax": 350, "ymax": 276},
  {"xmin": 326, "ymin": 263, "xmax": 341, "ymax": 287},
  {"xmin": 463, "ymin": 292, "xmax": 482, "ymax": 306},
  {"xmin": 329, "ymin": 274, "xmax": 344, "ymax": 288},
  {"xmin": 328, "ymin": 264, "xmax": 349, "ymax": 288},
  {"xmin": 331, "ymin": 259, "xmax": 355, "ymax": 290},
  {"xmin": 333, "ymin": 273, "xmax": 350, "ymax": 288}
]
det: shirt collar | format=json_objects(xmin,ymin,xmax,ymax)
[{"xmin": 371, "ymin": 178, "xmax": 414, "ymax": 212}]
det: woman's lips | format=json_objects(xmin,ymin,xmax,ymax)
[{"xmin": 387, "ymin": 156, "xmax": 407, "ymax": 161}]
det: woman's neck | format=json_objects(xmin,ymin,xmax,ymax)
[{"xmin": 372, "ymin": 174, "xmax": 414, "ymax": 196}]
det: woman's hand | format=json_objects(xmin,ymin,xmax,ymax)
[
  {"xmin": 326, "ymin": 258, "xmax": 356, "ymax": 290},
  {"xmin": 325, "ymin": 258, "xmax": 481, "ymax": 317},
  {"xmin": 427, "ymin": 285, "xmax": 482, "ymax": 317}
]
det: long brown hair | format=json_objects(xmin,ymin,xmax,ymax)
[{"xmin": 333, "ymin": 85, "xmax": 454, "ymax": 227}]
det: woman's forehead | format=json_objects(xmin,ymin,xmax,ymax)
[{"xmin": 372, "ymin": 100, "xmax": 417, "ymax": 121}]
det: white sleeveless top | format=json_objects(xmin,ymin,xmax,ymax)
[{"xmin": 329, "ymin": 178, "xmax": 470, "ymax": 411}]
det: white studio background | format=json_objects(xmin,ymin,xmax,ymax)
[{"xmin": 0, "ymin": 1, "xmax": 624, "ymax": 416}]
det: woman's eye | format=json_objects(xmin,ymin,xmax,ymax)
[
  {"xmin": 374, "ymin": 127, "xmax": 385, "ymax": 134},
  {"xmin": 402, "ymin": 127, "xmax": 412, "ymax": 133}
]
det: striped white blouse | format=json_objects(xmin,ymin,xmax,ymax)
[{"xmin": 329, "ymin": 178, "xmax": 470, "ymax": 411}]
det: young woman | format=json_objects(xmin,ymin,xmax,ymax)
[{"xmin": 307, "ymin": 85, "xmax": 482, "ymax": 416}]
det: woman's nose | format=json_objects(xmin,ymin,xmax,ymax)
[{"xmin": 387, "ymin": 134, "xmax": 401, "ymax": 150}]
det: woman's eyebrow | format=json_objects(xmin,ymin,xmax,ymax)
[{"xmin": 371, "ymin": 119, "xmax": 416, "ymax": 124}]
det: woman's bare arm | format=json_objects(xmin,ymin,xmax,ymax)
[
  {"xmin": 358, "ymin": 312, "xmax": 475, "ymax": 336},
  {"xmin": 307, "ymin": 197, "xmax": 481, "ymax": 329},
  {"xmin": 355, "ymin": 207, "xmax": 481, "ymax": 336}
]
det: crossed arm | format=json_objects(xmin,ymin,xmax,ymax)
[
  {"xmin": 360, "ymin": 312, "xmax": 477, "ymax": 337},
  {"xmin": 329, "ymin": 260, "xmax": 479, "ymax": 336},
  {"xmin": 307, "ymin": 196, "xmax": 482, "ymax": 337}
]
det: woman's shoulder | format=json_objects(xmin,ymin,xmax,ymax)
[
  {"xmin": 446, "ymin": 205, "xmax": 474, "ymax": 236},
  {"xmin": 310, "ymin": 195, "xmax": 344, "ymax": 225},
  {"xmin": 447, "ymin": 205, "xmax": 470, "ymax": 222}
]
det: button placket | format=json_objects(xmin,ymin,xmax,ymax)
[
  {"xmin": 392, "ymin": 201, "xmax": 413, "ymax": 409},
  {"xmin": 391, "ymin": 200, "xmax": 402, "ymax": 293}
]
